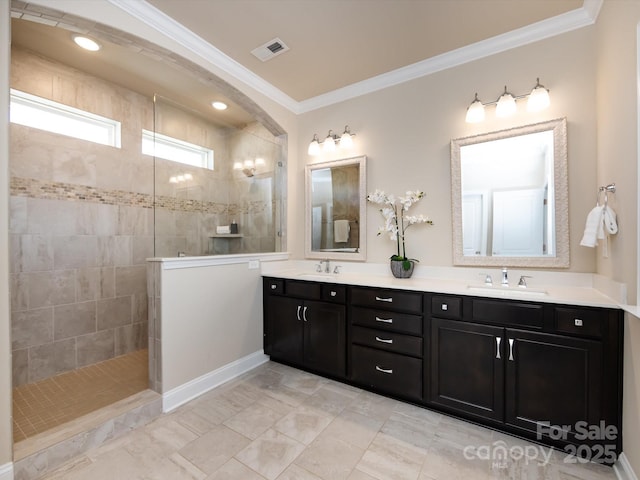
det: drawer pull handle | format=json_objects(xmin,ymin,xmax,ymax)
[
  {"xmin": 302, "ymin": 306, "xmax": 308, "ymax": 322},
  {"xmin": 270, "ymin": 284, "xmax": 277, "ymax": 290},
  {"xmin": 330, "ymin": 291, "xmax": 337, "ymax": 297},
  {"xmin": 375, "ymin": 336, "xmax": 393, "ymax": 344},
  {"xmin": 375, "ymin": 316, "xmax": 393, "ymax": 324},
  {"xmin": 508, "ymin": 338, "xmax": 515, "ymax": 361},
  {"xmin": 441, "ymin": 304, "xmax": 448, "ymax": 311},
  {"xmin": 496, "ymin": 337, "xmax": 501, "ymax": 359},
  {"xmin": 296, "ymin": 305, "xmax": 301, "ymax": 321},
  {"xmin": 574, "ymin": 318, "xmax": 583, "ymax": 327},
  {"xmin": 375, "ymin": 296, "xmax": 393, "ymax": 303},
  {"xmin": 375, "ymin": 366, "xmax": 393, "ymax": 374}
]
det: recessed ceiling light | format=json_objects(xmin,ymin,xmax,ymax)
[
  {"xmin": 211, "ymin": 101, "xmax": 228, "ymax": 111},
  {"xmin": 73, "ymin": 35, "xmax": 101, "ymax": 51}
]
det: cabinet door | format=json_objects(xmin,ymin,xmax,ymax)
[
  {"xmin": 430, "ymin": 318, "xmax": 504, "ymax": 421},
  {"xmin": 505, "ymin": 329, "xmax": 603, "ymax": 439},
  {"xmin": 304, "ymin": 300, "xmax": 346, "ymax": 378},
  {"xmin": 266, "ymin": 295, "xmax": 303, "ymax": 365}
]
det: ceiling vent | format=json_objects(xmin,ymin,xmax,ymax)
[{"xmin": 251, "ymin": 37, "xmax": 290, "ymax": 62}]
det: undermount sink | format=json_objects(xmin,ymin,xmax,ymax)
[
  {"xmin": 467, "ymin": 285, "xmax": 548, "ymax": 297},
  {"xmin": 297, "ymin": 273, "xmax": 339, "ymax": 281}
]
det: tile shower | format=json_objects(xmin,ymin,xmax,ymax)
[{"xmin": 9, "ymin": 43, "xmax": 280, "ymax": 438}]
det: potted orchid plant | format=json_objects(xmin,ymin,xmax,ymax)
[{"xmin": 367, "ymin": 189, "xmax": 433, "ymax": 278}]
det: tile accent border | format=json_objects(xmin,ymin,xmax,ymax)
[
  {"xmin": 614, "ymin": 453, "xmax": 639, "ymax": 480},
  {"xmin": 11, "ymin": 177, "xmax": 153, "ymax": 208},
  {"xmin": 162, "ymin": 350, "xmax": 269, "ymax": 412},
  {"xmin": 0, "ymin": 463, "xmax": 13, "ymax": 480}
]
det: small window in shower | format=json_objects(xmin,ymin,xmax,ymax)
[
  {"xmin": 9, "ymin": 89, "xmax": 121, "ymax": 147},
  {"xmin": 142, "ymin": 129, "xmax": 214, "ymax": 170}
]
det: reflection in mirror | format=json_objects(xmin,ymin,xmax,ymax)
[
  {"xmin": 451, "ymin": 118, "xmax": 568, "ymax": 267},
  {"xmin": 305, "ymin": 156, "xmax": 367, "ymax": 262}
]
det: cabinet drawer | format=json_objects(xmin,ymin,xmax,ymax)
[
  {"xmin": 350, "ymin": 287, "xmax": 422, "ymax": 314},
  {"xmin": 351, "ymin": 345, "xmax": 422, "ymax": 400},
  {"xmin": 285, "ymin": 280, "xmax": 321, "ymax": 300},
  {"xmin": 555, "ymin": 307, "xmax": 604, "ymax": 338},
  {"xmin": 472, "ymin": 299, "xmax": 544, "ymax": 329},
  {"xmin": 322, "ymin": 284, "xmax": 346, "ymax": 304},
  {"xmin": 264, "ymin": 278, "xmax": 284, "ymax": 295},
  {"xmin": 352, "ymin": 326, "xmax": 422, "ymax": 358},
  {"xmin": 431, "ymin": 295, "xmax": 463, "ymax": 319},
  {"xmin": 351, "ymin": 306, "xmax": 422, "ymax": 335}
]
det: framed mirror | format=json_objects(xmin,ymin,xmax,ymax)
[
  {"xmin": 451, "ymin": 118, "xmax": 568, "ymax": 268},
  {"xmin": 305, "ymin": 156, "xmax": 367, "ymax": 261}
]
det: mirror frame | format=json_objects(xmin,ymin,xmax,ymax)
[
  {"xmin": 305, "ymin": 155, "xmax": 367, "ymax": 262},
  {"xmin": 451, "ymin": 118, "xmax": 569, "ymax": 268}
]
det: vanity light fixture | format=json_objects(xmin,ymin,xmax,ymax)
[
  {"xmin": 307, "ymin": 125, "xmax": 356, "ymax": 156},
  {"xmin": 234, "ymin": 157, "xmax": 265, "ymax": 177},
  {"xmin": 73, "ymin": 35, "xmax": 101, "ymax": 51},
  {"xmin": 465, "ymin": 78, "xmax": 550, "ymax": 123}
]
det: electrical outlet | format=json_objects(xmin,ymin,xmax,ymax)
[{"xmin": 248, "ymin": 260, "xmax": 260, "ymax": 270}]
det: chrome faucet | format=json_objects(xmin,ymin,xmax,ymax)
[
  {"xmin": 501, "ymin": 267, "xmax": 509, "ymax": 286},
  {"xmin": 518, "ymin": 275, "xmax": 532, "ymax": 288},
  {"xmin": 321, "ymin": 259, "xmax": 330, "ymax": 273}
]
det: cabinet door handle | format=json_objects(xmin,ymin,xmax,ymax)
[
  {"xmin": 375, "ymin": 316, "xmax": 393, "ymax": 324},
  {"xmin": 296, "ymin": 305, "xmax": 301, "ymax": 321},
  {"xmin": 441, "ymin": 304, "xmax": 448, "ymax": 311},
  {"xmin": 375, "ymin": 336, "xmax": 393, "ymax": 344},
  {"xmin": 375, "ymin": 296, "xmax": 393, "ymax": 303},
  {"xmin": 508, "ymin": 338, "xmax": 515, "ymax": 361},
  {"xmin": 574, "ymin": 318, "xmax": 583, "ymax": 327},
  {"xmin": 330, "ymin": 291, "xmax": 337, "ymax": 297},
  {"xmin": 496, "ymin": 337, "xmax": 502, "ymax": 359},
  {"xmin": 302, "ymin": 306, "xmax": 308, "ymax": 322},
  {"xmin": 270, "ymin": 284, "xmax": 277, "ymax": 290},
  {"xmin": 375, "ymin": 366, "xmax": 393, "ymax": 374}
]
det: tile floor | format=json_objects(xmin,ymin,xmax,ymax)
[
  {"xmin": 13, "ymin": 349, "xmax": 148, "ymax": 442},
  {"xmin": 41, "ymin": 361, "xmax": 616, "ymax": 480}
]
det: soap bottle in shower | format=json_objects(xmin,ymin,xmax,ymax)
[{"xmin": 230, "ymin": 220, "xmax": 238, "ymax": 234}]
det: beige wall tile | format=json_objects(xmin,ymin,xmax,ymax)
[
  {"xmin": 27, "ymin": 269, "xmax": 76, "ymax": 308},
  {"xmin": 53, "ymin": 235, "xmax": 98, "ymax": 269},
  {"xmin": 12, "ymin": 348, "xmax": 28, "ymax": 387},
  {"xmin": 115, "ymin": 265, "xmax": 147, "ymax": 296}
]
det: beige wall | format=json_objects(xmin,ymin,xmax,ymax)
[
  {"xmin": 595, "ymin": 1, "xmax": 640, "ymax": 474},
  {"xmin": 1, "ymin": 0, "xmax": 13, "ymax": 468},
  {"xmin": 160, "ymin": 262, "xmax": 264, "ymax": 392},
  {"xmin": 298, "ymin": 27, "xmax": 598, "ymax": 273}
]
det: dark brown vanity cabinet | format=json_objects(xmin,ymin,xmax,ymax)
[
  {"xmin": 263, "ymin": 278, "xmax": 346, "ymax": 378},
  {"xmin": 428, "ymin": 294, "xmax": 623, "ymax": 458},
  {"xmin": 349, "ymin": 287, "xmax": 424, "ymax": 401}
]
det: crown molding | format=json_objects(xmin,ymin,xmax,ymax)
[
  {"xmin": 109, "ymin": 0, "xmax": 602, "ymax": 115},
  {"xmin": 107, "ymin": 0, "xmax": 301, "ymax": 113}
]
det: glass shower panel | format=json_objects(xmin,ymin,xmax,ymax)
[{"xmin": 152, "ymin": 95, "xmax": 282, "ymax": 257}]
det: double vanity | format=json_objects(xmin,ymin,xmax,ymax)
[{"xmin": 262, "ymin": 267, "xmax": 623, "ymax": 464}]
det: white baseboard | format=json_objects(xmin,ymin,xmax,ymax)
[
  {"xmin": 162, "ymin": 350, "xmax": 269, "ymax": 412},
  {"xmin": 0, "ymin": 462, "xmax": 13, "ymax": 480},
  {"xmin": 615, "ymin": 453, "xmax": 639, "ymax": 480}
]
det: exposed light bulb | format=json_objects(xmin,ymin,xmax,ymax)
[
  {"xmin": 211, "ymin": 101, "xmax": 227, "ymax": 110},
  {"xmin": 244, "ymin": 159, "xmax": 254, "ymax": 168},
  {"xmin": 233, "ymin": 162, "xmax": 243, "ymax": 170},
  {"xmin": 169, "ymin": 176, "xmax": 178, "ymax": 184},
  {"xmin": 255, "ymin": 158, "xmax": 265, "ymax": 166}
]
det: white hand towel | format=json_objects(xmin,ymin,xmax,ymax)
[
  {"xmin": 580, "ymin": 206, "xmax": 604, "ymax": 247},
  {"xmin": 603, "ymin": 206, "xmax": 618, "ymax": 235},
  {"xmin": 334, "ymin": 219, "xmax": 350, "ymax": 243}
]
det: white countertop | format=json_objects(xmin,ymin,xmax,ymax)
[{"xmin": 261, "ymin": 260, "xmax": 624, "ymax": 309}]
